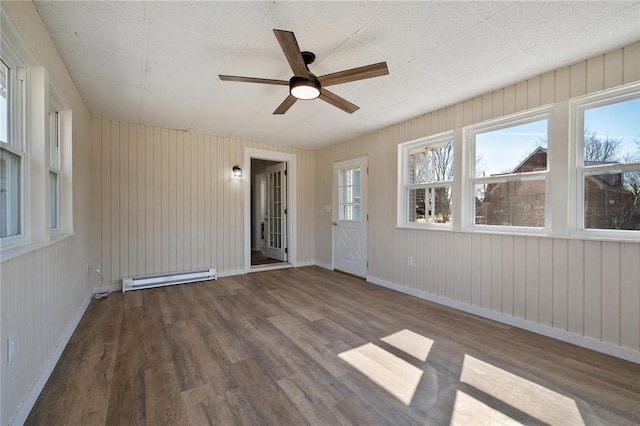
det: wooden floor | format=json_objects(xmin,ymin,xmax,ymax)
[{"xmin": 27, "ymin": 267, "xmax": 640, "ymax": 425}]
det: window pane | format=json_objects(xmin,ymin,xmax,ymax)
[
  {"xmin": 0, "ymin": 148, "xmax": 21, "ymax": 237},
  {"xmin": 339, "ymin": 167, "xmax": 361, "ymax": 221},
  {"xmin": 475, "ymin": 179, "xmax": 545, "ymax": 227},
  {"xmin": 584, "ymin": 170, "xmax": 640, "ymax": 230},
  {"xmin": 476, "ymin": 119, "xmax": 548, "ymax": 177},
  {"xmin": 583, "ymin": 98, "xmax": 640, "ymax": 165},
  {"xmin": 340, "ymin": 204, "xmax": 361, "ymax": 222},
  {"xmin": 408, "ymin": 186, "xmax": 451, "ymax": 224},
  {"xmin": 409, "ymin": 139, "xmax": 453, "ymax": 184},
  {"xmin": 50, "ymin": 171, "xmax": 58, "ymax": 229},
  {"xmin": 0, "ymin": 60, "xmax": 7, "ymax": 144},
  {"xmin": 49, "ymin": 111, "xmax": 59, "ymax": 169}
]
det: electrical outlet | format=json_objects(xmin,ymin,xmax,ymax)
[
  {"xmin": 7, "ymin": 335, "xmax": 15, "ymax": 363},
  {"xmin": 408, "ymin": 257, "xmax": 413, "ymax": 266}
]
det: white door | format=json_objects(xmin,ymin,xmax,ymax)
[
  {"xmin": 263, "ymin": 162, "xmax": 287, "ymax": 262},
  {"xmin": 333, "ymin": 157, "xmax": 367, "ymax": 277}
]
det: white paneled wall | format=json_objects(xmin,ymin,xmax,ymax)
[
  {"xmin": 315, "ymin": 42, "xmax": 640, "ymax": 359},
  {"xmin": 91, "ymin": 120, "xmax": 316, "ymax": 288},
  {"xmin": 0, "ymin": 2, "xmax": 93, "ymax": 425}
]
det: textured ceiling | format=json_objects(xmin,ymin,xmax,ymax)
[{"xmin": 34, "ymin": 1, "xmax": 640, "ymax": 149}]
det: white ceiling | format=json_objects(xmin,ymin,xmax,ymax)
[{"xmin": 34, "ymin": 1, "xmax": 640, "ymax": 149}]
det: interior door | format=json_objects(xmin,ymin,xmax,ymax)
[
  {"xmin": 333, "ymin": 157, "xmax": 367, "ymax": 277},
  {"xmin": 263, "ymin": 162, "xmax": 287, "ymax": 262}
]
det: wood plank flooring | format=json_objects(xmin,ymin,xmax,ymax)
[{"xmin": 26, "ymin": 267, "xmax": 640, "ymax": 425}]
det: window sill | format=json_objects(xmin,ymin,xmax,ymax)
[
  {"xmin": 0, "ymin": 232, "xmax": 75, "ymax": 263},
  {"xmin": 570, "ymin": 230, "xmax": 640, "ymax": 244},
  {"xmin": 393, "ymin": 223, "xmax": 640, "ymax": 243},
  {"xmin": 397, "ymin": 223, "xmax": 453, "ymax": 231}
]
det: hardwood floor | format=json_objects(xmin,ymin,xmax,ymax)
[{"xmin": 26, "ymin": 267, "xmax": 640, "ymax": 425}]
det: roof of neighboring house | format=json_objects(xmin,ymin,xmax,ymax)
[{"xmin": 483, "ymin": 147, "xmax": 634, "ymax": 196}]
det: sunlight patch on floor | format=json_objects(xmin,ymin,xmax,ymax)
[
  {"xmin": 451, "ymin": 390, "xmax": 522, "ymax": 426},
  {"xmin": 380, "ymin": 329, "xmax": 434, "ymax": 362},
  {"xmin": 338, "ymin": 343, "xmax": 423, "ymax": 405},
  {"xmin": 460, "ymin": 355, "xmax": 585, "ymax": 426}
]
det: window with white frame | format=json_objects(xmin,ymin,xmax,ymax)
[
  {"xmin": 399, "ymin": 133, "xmax": 454, "ymax": 226},
  {"xmin": 574, "ymin": 87, "xmax": 640, "ymax": 234},
  {"xmin": 469, "ymin": 112, "xmax": 550, "ymax": 229},
  {"xmin": 49, "ymin": 108, "xmax": 60, "ymax": 229},
  {"xmin": 0, "ymin": 45, "xmax": 25, "ymax": 240}
]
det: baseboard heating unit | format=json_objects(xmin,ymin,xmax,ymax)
[{"xmin": 122, "ymin": 268, "xmax": 217, "ymax": 292}]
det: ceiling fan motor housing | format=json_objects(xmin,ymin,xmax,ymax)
[{"xmin": 301, "ymin": 51, "xmax": 316, "ymax": 65}]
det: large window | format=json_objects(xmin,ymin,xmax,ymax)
[
  {"xmin": 469, "ymin": 112, "xmax": 550, "ymax": 230},
  {"xmin": 399, "ymin": 133, "xmax": 453, "ymax": 227},
  {"xmin": 0, "ymin": 45, "xmax": 24, "ymax": 240},
  {"xmin": 574, "ymin": 88, "xmax": 640, "ymax": 235}
]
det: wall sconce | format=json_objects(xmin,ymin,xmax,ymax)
[{"xmin": 232, "ymin": 165, "xmax": 242, "ymax": 178}]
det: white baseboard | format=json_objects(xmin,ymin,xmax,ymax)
[
  {"xmin": 11, "ymin": 292, "xmax": 92, "ymax": 426},
  {"xmin": 366, "ymin": 275, "xmax": 640, "ymax": 365},
  {"xmin": 314, "ymin": 261, "xmax": 333, "ymax": 271},
  {"xmin": 217, "ymin": 269, "xmax": 246, "ymax": 278},
  {"xmin": 295, "ymin": 260, "xmax": 316, "ymax": 267},
  {"xmin": 94, "ymin": 284, "xmax": 120, "ymax": 294}
]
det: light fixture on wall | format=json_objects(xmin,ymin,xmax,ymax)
[{"xmin": 232, "ymin": 165, "xmax": 242, "ymax": 178}]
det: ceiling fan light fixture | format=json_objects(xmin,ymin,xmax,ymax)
[{"xmin": 290, "ymin": 76, "xmax": 320, "ymax": 100}]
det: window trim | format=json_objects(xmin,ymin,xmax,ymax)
[
  {"xmin": 464, "ymin": 107, "xmax": 553, "ymax": 234},
  {"xmin": 0, "ymin": 37, "xmax": 26, "ymax": 246},
  {"xmin": 397, "ymin": 131, "xmax": 455, "ymax": 229},
  {"xmin": 571, "ymin": 83, "xmax": 640, "ymax": 240}
]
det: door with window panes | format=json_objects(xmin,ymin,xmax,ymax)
[
  {"xmin": 333, "ymin": 157, "xmax": 368, "ymax": 277},
  {"xmin": 263, "ymin": 162, "xmax": 287, "ymax": 262}
]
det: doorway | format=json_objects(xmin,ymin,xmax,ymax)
[
  {"xmin": 333, "ymin": 156, "xmax": 368, "ymax": 277},
  {"xmin": 251, "ymin": 159, "xmax": 287, "ymax": 266},
  {"xmin": 244, "ymin": 148, "xmax": 298, "ymax": 272}
]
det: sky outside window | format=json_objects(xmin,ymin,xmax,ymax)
[
  {"xmin": 475, "ymin": 119, "xmax": 548, "ymax": 177},
  {"xmin": 584, "ymin": 98, "xmax": 640, "ymax": 162}
]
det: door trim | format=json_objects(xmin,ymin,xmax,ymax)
[{"xmin": 244, "ymin": 148, "xmax": 297, "ymax": 272}]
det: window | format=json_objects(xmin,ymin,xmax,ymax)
[
  {"xmin": 574, "ymin": 87, "xmax": 640, "ymax": 234},
  {"xmin": 469, "ymin": 112, "xmax": 549, "ymax": 230},
  {"xmin": 399, "ymin": 133, "xmax": 453, "ymax": 227},
  {"xmin": 0, "ymin": 45, "xmax": 25, "ymax": 240},
  {"xmin": 49, "ymin": 108, "xmax": 60, "ymax": 229},
  {"xmin": 339, "ymin": 167, "xmax": 361, "ymax": 221}
]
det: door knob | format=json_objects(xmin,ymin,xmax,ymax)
[{"xmin": 332, "ymin": 222, "xmax": 338, "ymax": 226}]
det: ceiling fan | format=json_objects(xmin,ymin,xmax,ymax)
[{"xmin": 219, "ymin": 29, "xmax": 389, "ymax": 115}]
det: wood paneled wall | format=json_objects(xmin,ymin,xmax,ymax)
[
  {"xmin": 0, "ymin": 2, "xmax": 94, "ymax": 425},
  {"xmin": 315, "ymin": 42, "xmax": 640, "ymax": 357},
  {"xmin": 91, "ymin": 120, "xmax": 316, "ymax": 288}
]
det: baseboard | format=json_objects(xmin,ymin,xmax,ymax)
[
  {"xmin": 94, "ymin": 284, "xmax": 120, "ymax": 294},
  {"xmin": 217, "ymin": 269, "xmax": 246, "ymax": 278},
  {"xmin": 366, "ymin": 275, "xmax": 640, "ymax": 365},
  {"xmin": 295, "ymin": 260, "xmax": 316, "ymax": 267},
  {"xmin": 314, "ymin": 261, "xmax": 333, "ymax": 271},
  {"xmin": 11, "ymin": 291, "xmax": 92, "ymax": 425}
]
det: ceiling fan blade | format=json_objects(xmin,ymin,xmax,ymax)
[
  {"xmin": 273, "ymin": 95, "xmax": 298, "ymax": 115},
  {"xmin": 318, "ymin": 62, "xmax": 389, "ymax": 87},
  {"xmin": 219, "ymin": 75, "xmax": 289, "ymax": 86},
  {"xmin": 273, "ymin": 29, "xmax": 309, "ymax": 78},
  {"xmin": 319, "ymin": 89, "xmax": 359, "ymax": 114}
]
